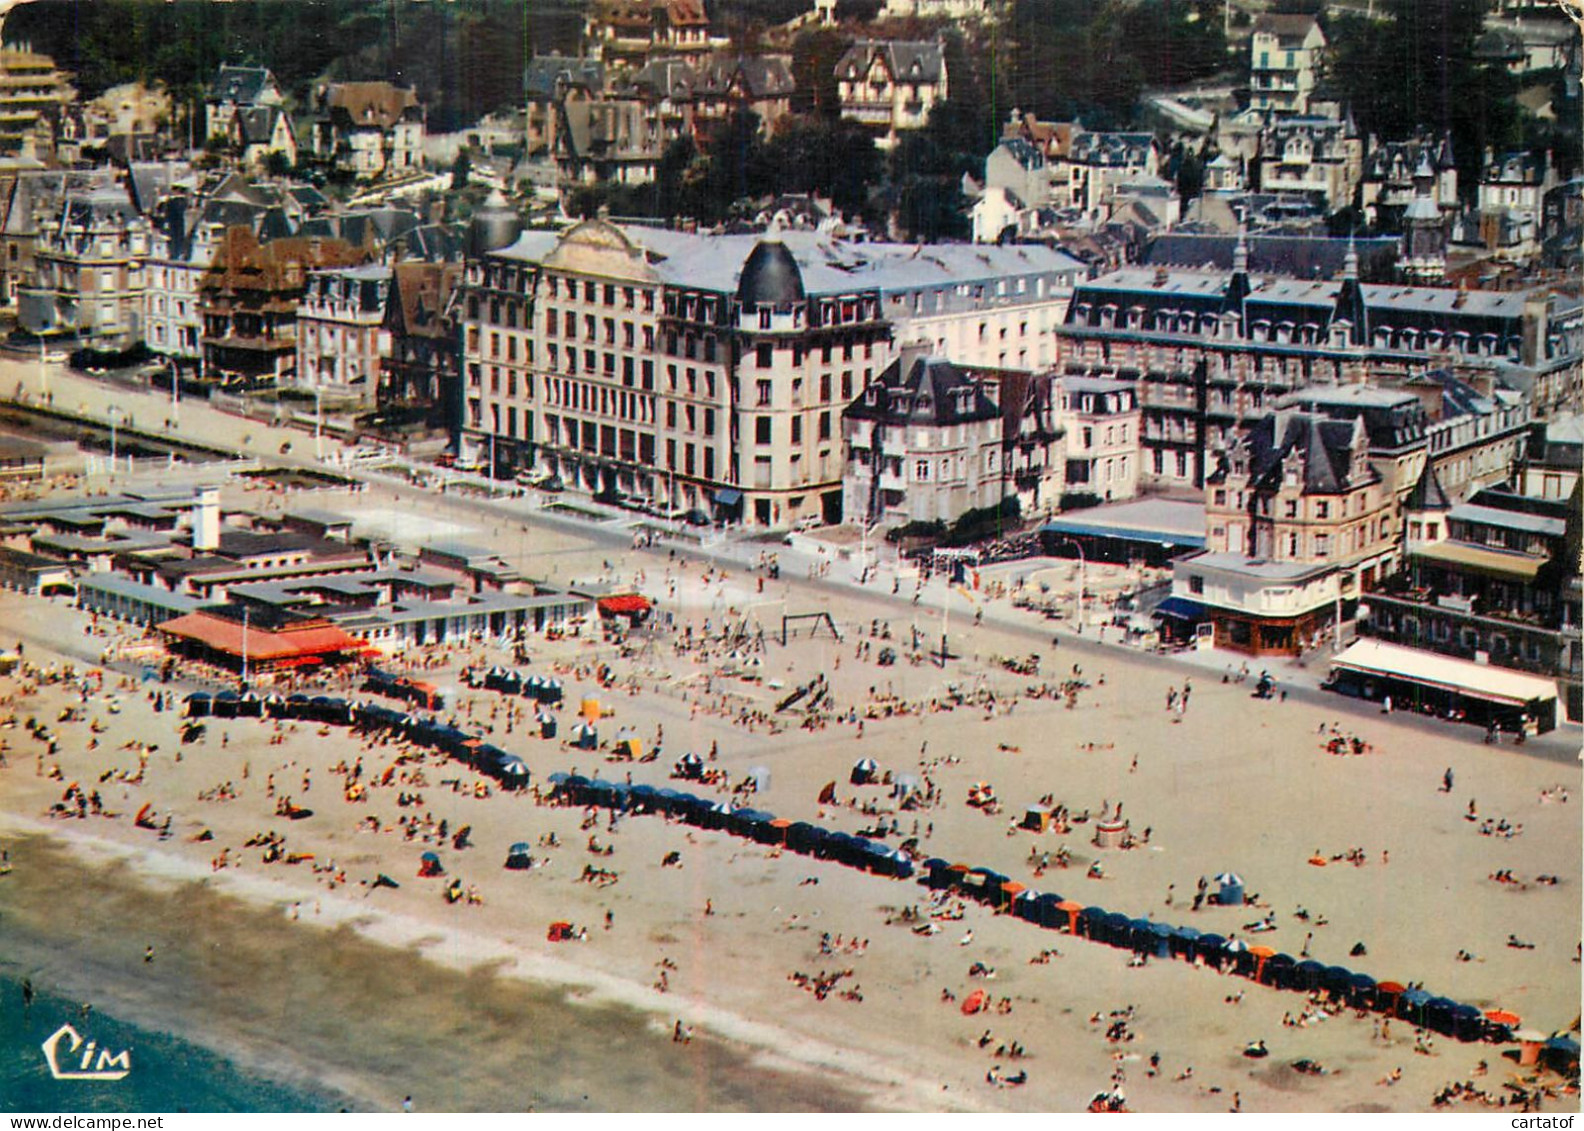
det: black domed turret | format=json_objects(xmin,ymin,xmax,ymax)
[
  {"xmin": 736, "ymin": 240, "xmax": 804, "ymax": 307},
  {"xmin": 469, "ymin": 189, "xmax": 522, "ymax": 257}
]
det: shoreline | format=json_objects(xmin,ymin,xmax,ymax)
[{"xmin": 0, "ymin": 814, "xmax": 966, "ymax": 1113}]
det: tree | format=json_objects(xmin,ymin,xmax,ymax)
[
  {"xmin": 1324, "ymin": 1, "xmax": 1510, "ymax": 195},
  {"xmin": 452, "ymin": 147, "xmax": 472, "ymax": 191},
  {"xmin": 790, "ymin": 28, "xmax": 848, "ymax": 118}
]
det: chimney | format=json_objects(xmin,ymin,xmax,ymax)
[
  {"xmin": 191, "ymin": 485, "xmax": 220, "ymax": 552},
  {"xmin": 1521, "ymin": 292, "xmax": 1549, "ymax": 368}
]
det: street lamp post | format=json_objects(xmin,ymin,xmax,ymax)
[
  {"xmin": 1059, "ymin": 537, "xmax": 1088, "ymax": 630},
  {"xmin": 107, "ymin": 406, "xmax": 122, "ymax": 480}
]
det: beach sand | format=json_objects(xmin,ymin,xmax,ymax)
[{"xmin": 0, "ymin": 485, "xmax": 1579, "ymax": 1114}]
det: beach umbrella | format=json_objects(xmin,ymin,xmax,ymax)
[
  {"xmin": 1034, "ymin": 893, "xmax": 1065, "ymax": 930},
  {"xmin": 495, "ymin": 757, "xmax": 529, "ymax": 785},
  {"xmin": 888, "ymin": 851, "xmax": 915, "ymax": 880},
  {"xmin": 850, "ymin": 757, "xmax": 879, "ymax": 785},
  {"xmin": 1484, "ymin": 1009, "xmax": 1521, "ymax": 1027},
  {"xmin": 1346, "ymin": 971, "xmax": 1377, "ymax": 1010},
  {"xmin": 1397, "ymin": 987, "xmax": 1432, "ymax": 1025},
  {"xmin": 1212, "ymin": 872, "xmax": 1243, "ymax": 887},
  {"xmin": 1055, "ymin": 899, "xmax": 1084, "ymax": 933},
  {"xmin": 1448, "ymin": 1003, "xmax": 1485, "ymax": 1042},
  {"xmin": 1424, "ymin": 996, "xmax": 1458, "ymax": 1036},
  {"xmin": 1543, "ymin": 1035, "xmax": 1580, "ymax": 1072},
  {"xmin": 1262, "ymin": 952, "xmax": 1297, "ymax": 988}
]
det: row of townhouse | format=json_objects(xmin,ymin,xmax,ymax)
[
  {"xmin": 1055, "ymin": 234, "xmax": 1582, "ymax": 494},
  {"xmin": 455, "ymin": 218, "xmax": 1083, "ymax": 528},
  {"xmin": 204, "ymin": 65, "xmax": 424, "ymax": 181}
]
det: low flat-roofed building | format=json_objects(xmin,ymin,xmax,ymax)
[
  {"xmin": 1040, "ymin": 496, "xmax": 1207, "ymax": 567},
  {"xmin": 77, "ymin": 573, "xmax": 202, "ymax": 625},
  {"xmin": 1326, "ymin": 638, "xmax": 1561, "ymax": 734},
  {"xmin": 280, "ymin": 509, "xmax": 355, "ymax": 541},
  {"xmin": 418, "ymin": 542, "xmax": 521, "ymax": 589},
  {"xmin": 1170, "ymin": 549, "xmax": 1342, "ymax": 656},
  {"xmin": 0, "ymin": 544, "xmax": 74, "ymax": 594},
  {"xmin": 0, "ymin": 435, "xmax": 48, "ymax": 482},
  {"xmin": 157, "ymin": 609, "xmax": 370, "ymax": 673},
  {"xmin": 329, "ymin": 589, "xmax": 592, "ymax": 650}
]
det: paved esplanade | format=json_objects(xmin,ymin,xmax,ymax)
[{"xmin": 5, "ymin": 354, "xmax": 1577, "ymax": 762}]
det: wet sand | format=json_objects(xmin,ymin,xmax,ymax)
[{"xmin": 0, "ymin": 833, "xmax": 872, "ymax": 1112}]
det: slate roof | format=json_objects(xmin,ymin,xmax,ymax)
[
  {"xmin": 234, "ymin": 106, "xmax": 291, "ymax": 147},
  {"xmin": 845, "ymin": 354, "xmax": 999, "ymax": 428},
  {"xmin": 491, "ymin": 222, "xmax": 1085, "ymax": 300},
  {"xmin": 1251, "ymin": 13, "xmax": 1322, "ymax": 44},
  {"xmin": 524, "ymin": 55, "xmax": 606, "ymax": 100},
  {"xmin": 1218, "ymin": 410, "xmax": 1371, "ymax": 494},
  {"xmin": 835, "ymin": 40, "xmax": 946, "ymax": 84},
  {"xmin": 1140, "ymin": 235, "xmax": 1399, "ymax": 280},
  {"xmin": 994, "ymin": 138, "xmax": 1045, "ymax": 171},
  {"xmin": 1404, "ymin": 460, "xmax": 1450, "ymax": 512},
  {"xmin": 385, "ymin": 260, "xmax": 462, "ymax": 341},
  {"xmin": 697, "ymin": 55, "xmax": 795, "ymax": 100},
  {"xmin": 1069, "ymin": 131, "xmax": 1155, "ymax": 168},
  {"xmin": 208, "ymin": 66, "xmax": 277, "ymax": 106},
  {"xmin": 1483, "ymin": 150, "xmax": 1549, "ymax": 186}
]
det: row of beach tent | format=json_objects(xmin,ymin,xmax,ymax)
[
  {"xmin": 534, "ymin": 765, "xmax": 1521, "ymax": 1046},
  {"xmin": 470, "ymin": 667, "xmax": 565, "ymax": 705},
  {"xmin": 546, "ymin": 773, "xmax": 915, "ymax": 878},
  {"xmin": 184, "ymin": 691, "xmax": 530, "ymax": 788},
  {"xmin": 918, "ymin": 859, "xmax": 1516, "ymax": 1045}
]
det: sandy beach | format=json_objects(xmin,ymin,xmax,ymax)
[{"xmin": 0, "ymin": 472, "xmax": 1579, "ymax": 1113}]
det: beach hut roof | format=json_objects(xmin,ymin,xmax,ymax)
[{"xmin": 509, "ymin": 842, "xmax": 532, "ymax": 854}]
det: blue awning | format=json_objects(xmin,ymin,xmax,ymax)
[
  {"xmin": 1040, "ymin": 519, "xmax": 1205, "ymax": 548},
  {"xmin": 712, "ymin": 488, "xmax": 743, "ymax": 506},
  {"xmin": 1153, "ymin": 596, "xmax": 1206, "ymax": 621}
]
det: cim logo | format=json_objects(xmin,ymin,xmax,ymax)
[{"xmin": 40, "ymin": 1023, "xmax": 131, "ymax": 1081}]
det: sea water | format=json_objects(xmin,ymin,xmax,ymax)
[
  {"xmin": 0, "ymin": 974, "xmax": 334, "ymax": 1113},
  {"xmin": 0, "ymin": 835, "xmax": 864, "ymax": 1112}
]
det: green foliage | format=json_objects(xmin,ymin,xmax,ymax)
[
  {"xmin": 942, "ymin": 495, "xmax": 1021, "ymax": 546},
  {"xmin": 4, "ymin": 0, "xmax": 574, "ymax": 132},
  {"xmin": 1321, "ymin": 2, "xmax": 1577, "ymax": 189},
  {"xmin": 886, "ymin": 496, "xmax": 1022, "ymax": 547},
  {"xmin": 885, "ymin": 519, "xmax": 945, "ymax": 544},
  {"xmin": 790, "ymin": 28, "xmax": 847, "ymax": 118}
]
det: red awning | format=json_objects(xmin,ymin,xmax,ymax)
[
  {"xmin": 597, "ymin": 595, "xmax": 652, "ymax": 616},
  {"xmin": 159, "ymin": 612, "xmax": 367, "ymax": 661}
]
